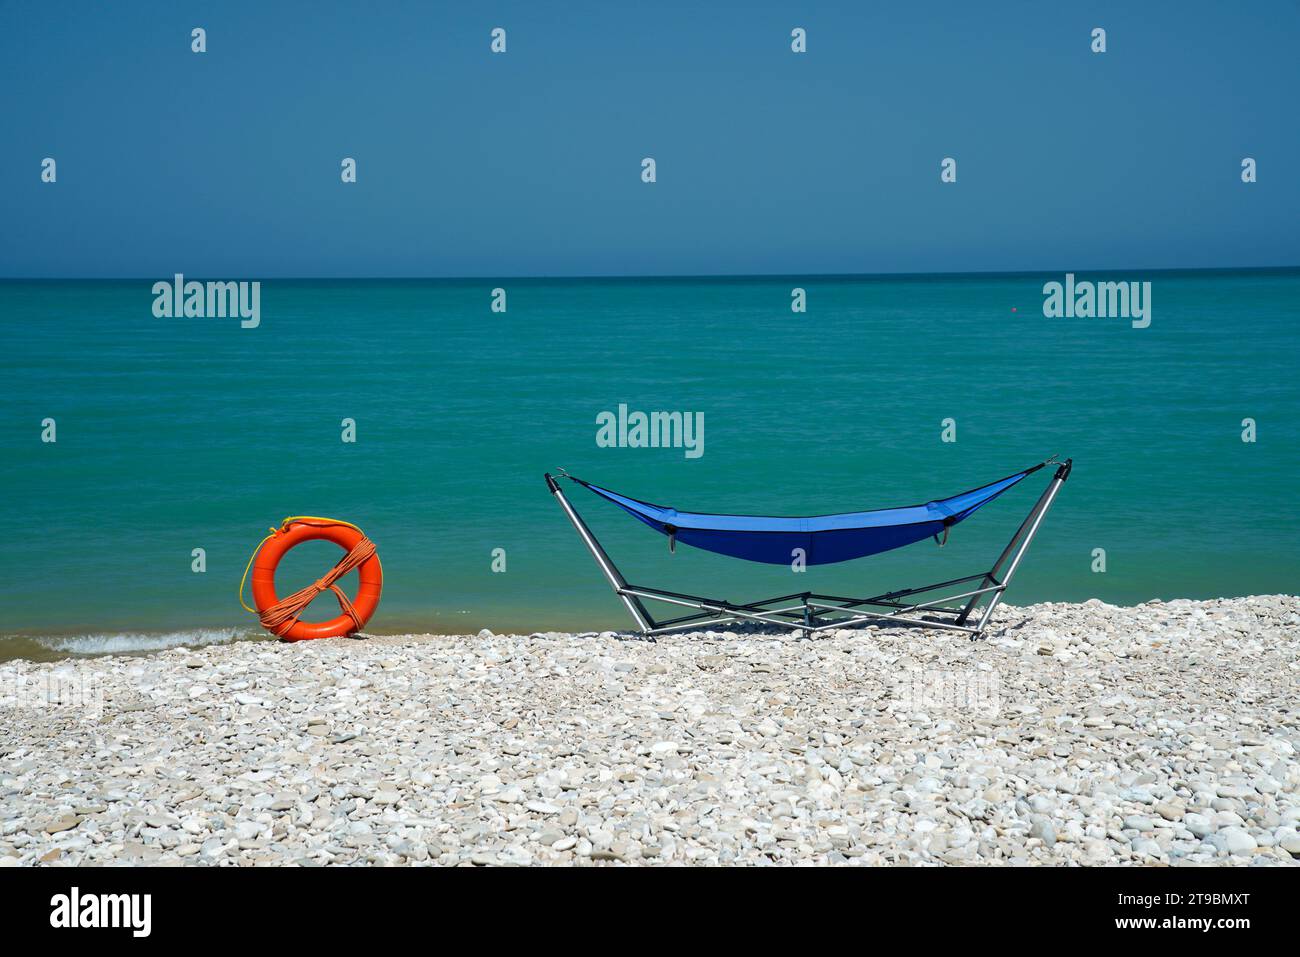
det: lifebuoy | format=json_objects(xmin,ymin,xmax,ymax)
[{"xmin": 247, "ymin": 518, "xmax": 382, "ymax": 642}]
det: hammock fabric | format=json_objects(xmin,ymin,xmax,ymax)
[{"xmin": 569, "ymin": 463, "xmax": 1047, "ymax": 566}]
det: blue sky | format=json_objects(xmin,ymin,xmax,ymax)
[{"xmin": 2, "ymin": 0, "xmax": 1297, "ymax": 277}]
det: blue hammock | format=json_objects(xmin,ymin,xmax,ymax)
[
  {"xmin": 546, "ymin": 458, "xmax": 1071, "ymax": 639},
  {"xmin": 568, "ymin": 464, "xmax": 1044, "ymax": 566}
]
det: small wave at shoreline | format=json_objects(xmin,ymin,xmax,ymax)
[{"xmin": 0, "ymin": 627, "xmax": 257, "ymax": 662}]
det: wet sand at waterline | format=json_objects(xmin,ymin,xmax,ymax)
[{"xmin": 1, "ymin": 596, "xmax": 1297, "ymax": 867}]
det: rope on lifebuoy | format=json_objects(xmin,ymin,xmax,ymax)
[{"xmin": 239, "ymin": 516, "xmax": 377, "ymax": 637}]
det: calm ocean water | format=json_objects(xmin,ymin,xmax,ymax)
[{"xmin": 2, "ymin": 272, "xmax": 1297, "ymax": 659}]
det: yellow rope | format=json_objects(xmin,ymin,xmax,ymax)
[
  {"xmin": 280, "ymin": 515, "xmax": 363, "ymax": 533},
  {"xmin": 238, "ymin": 516, "xmax": 365, "ymax": 614},
  {"xmin": 238, "ymin": 530, "xmax": 276, "ymax": 613}
]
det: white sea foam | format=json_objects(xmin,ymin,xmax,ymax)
[{"xmin": 35, "ymin": 628, "xmax": 248, "ymax": 656}]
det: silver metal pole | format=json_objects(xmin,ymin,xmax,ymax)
[
  {"xmin": 622, "ymin": 588, "xmax": 817, "ymax": 631},
  {"xmin": 957, "ymin": 460, "xmax": 1069, "ymax": 627},
  {"xmin": 810, "ymin": 611, "xmax": 977, "ymax": 635},
  {"xmin": 546, "ymin": 474, "xmax": 653, "ymax": 633},
  {"xmin": 973, "ymin": 459, "xmax": 1071, "ymax": 634}
]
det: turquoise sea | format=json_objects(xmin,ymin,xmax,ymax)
[{"xmin": 2, "ymin": 270, "xmax": 1297, "ymax": 659}]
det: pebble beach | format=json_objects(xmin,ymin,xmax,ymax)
[{"xmin": 2, "ymin": 596, "xmax": 1297, "ymax": 867}]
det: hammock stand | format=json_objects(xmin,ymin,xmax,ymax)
[{"xmin": 544, "ymin": 458, "xmax": 1071, "ymax": 640}]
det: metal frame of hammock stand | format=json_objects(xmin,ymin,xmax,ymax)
[{"xmin": 545, "ymin": 459, "xmax": 1071, "ymax": 640}]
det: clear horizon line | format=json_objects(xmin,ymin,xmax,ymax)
[{"xmin": 2, "ymin": 263, "xmax": 1298, "ymax": 282}]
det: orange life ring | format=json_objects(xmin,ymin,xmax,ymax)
[{"xmin": 250, "ymin": 519, "xmax": 382, "ymax": 642}]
